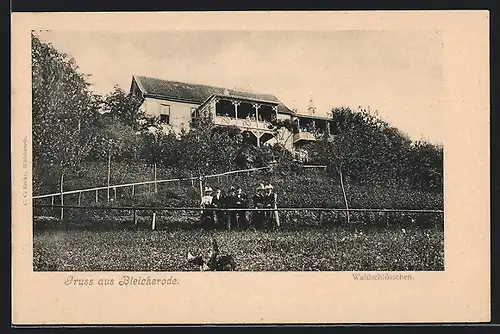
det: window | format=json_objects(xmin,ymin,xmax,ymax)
[
  {"xmin": 159, "ymin": 104, "xmax": 170, "ymax": 124},
  {"xmin": 191, "ymin": 107, "xmax": 199, "ymax": 119}
]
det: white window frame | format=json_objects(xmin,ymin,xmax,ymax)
[
  {"xmin": 191, "ymin": 107, "xmax": 199, "ymax": 119},
  {"xmin": 159, "ymin": 104, "xmax": 171, "ymax": 124}
]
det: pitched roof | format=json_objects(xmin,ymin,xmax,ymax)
[{"xmin": 131, "ymin": 75, "xmax": 294, "ymax": 115}]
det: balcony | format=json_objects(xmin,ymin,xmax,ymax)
[
  {"xmin": 213, "ymin": 116, "xmax": 272, "ymax": 131},
  {"xmin": 293, "ymin": 131, "xmax": 316, "ymax": 143}
]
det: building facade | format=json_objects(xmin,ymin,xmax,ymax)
[{"xmin": 129, "ymin": 75, "xmax": 336, "ymax": 160}]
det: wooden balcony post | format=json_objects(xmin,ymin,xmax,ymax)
[
  {"xmin": 252, "ymin": 103, "xmax": 261, "ymax": 128},
  {"xmin": 232, "ymin": 100, "xmax": 241, "ymax": 126},
  {"xmin": 212, "ymin": 97, "xmax": 220, "ymax": 119},
  {"xmin": 272, "ymin": 105, "xmax": 278, "ymax": 121}
]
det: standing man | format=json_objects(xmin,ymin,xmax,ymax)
[
  {"xmin": 252, "ymin": 183, "xmax": 265, "ymax": 230},
  {"xmin": 212, "ymin": 187, "xmax": 226, "ymax": 230},
  {"xmin": 200, "ymin": 186, "xmax": 215, "ymax": 229},
  {"xmin": 226, "ymin": 186, "xmax": 237, "ymax": 230},
  {"xmin": 263, "ymin": 184, "xmax": 279, "ymax": 229},
  {"xmin": 234, "ymin": 186, "xmax": 249, "ymax": 229}
]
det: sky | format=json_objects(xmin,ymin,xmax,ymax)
[{"xmin": 36, "ymin": 30, "xmax": 444, "ymax": 144}]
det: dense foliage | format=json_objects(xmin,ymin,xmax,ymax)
[
  {"xmin": 305, "ymin": 106, "xmax": 443, "ymax": 192},
  {"xmin": 32, "ymin": 33, "xmax": 101, "ymax": 192},
  {"xmin": 32, "ymin": 33, "xmax": 443, "ymax": 211}
]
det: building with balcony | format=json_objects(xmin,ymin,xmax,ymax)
[{"xmin": 129, "ymin": 75, "xmax": 335, "ymax": 158}]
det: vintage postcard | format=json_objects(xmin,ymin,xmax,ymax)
[{"xmin": 12, "ymin": 11, "xmax": 490, "ymax": 324}]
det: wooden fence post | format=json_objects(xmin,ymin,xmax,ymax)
[
  {"xmin": 199, "ymin": 176, "xmax": 203, "ymax": 202},
  {"xmin": 95, "ymin": 189, "xmax": 98, "ymax": 203},
  {"xmin": 114, "ymin": 187, "xmax": 117, "ymax": 200},
  {"xmin": 151, "ymin": 211, "xmax": 156, "ymax": 230},
  {"xmin": 190, "ymin": 174, "xmax": 194, "ymax": 187},
  {"xmin": 60, "ymin": 173, "xmax": 64, "ymax": 220},
  {"xmin": 78, "ymin": 192, "xmax": 82, "ymax": 206},
  {"xmin": 132, "ymin": 184, "xmax": 135, "ymax": 196},
  {"xmin": 338, "ymin": 168, "xmax": 350, "ymax": 224},
  {"xmin": 51, "ymin": 195, "xmax": 54, "ymax": 206},
  {"xmin": 134, "ymin": 210, "xmax": 137, "ymax": 226},
  {"xmin": 154, "ymin": 163, "xmax": 158, "ymax": 193},
  {"xmin": 107, "ymin": 151, "xmax": 111, "ymax": 203}
]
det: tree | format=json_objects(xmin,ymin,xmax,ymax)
[
  {"xmin": 407, "ymin": 141, "xmax": 443, "ymax": 192},
  {"xmin": 305, "ymin": 106, "xmax": 422, "ymax": 221},
  {"xmin": 267, "ymin": 118, "xmax": 298, "ymax": 148},
  {"xmin": 316, "ymin": 106, "xmax": 414, "ymax": 186},
  {"xmin": 101, "ymin": 86, "xmax": 159, "ymax": 133},
  {"xmin": 90, "ymin": 113, "xmax": 143, "ymax": 162},
  {"xmin": 32, "ymin": 32, "xmax": 100, "ymax": 192},
  {"xmin": 306, "ymin": 130, "xmax": 353, "ymax": 222},
  {"xmin": 175, "ymin": 112, "xmax": 244, "ymax": 175},
  {"xmin": 140, "ymin": 130, "xmax": 180, "ymax": 166}
]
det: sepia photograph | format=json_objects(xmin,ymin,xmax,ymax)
[
  {"xmin": 31, "ymin": 29, "xmax": 445, "ymax": 272},
  {"xmin": 12, "ymin": 11, "xmax": 490, "ymax": 325}
]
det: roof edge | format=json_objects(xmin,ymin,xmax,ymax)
[
  {"xmin": 136, "ymin": 74, "xmax": 276, "ymax": 99},
  {"xmin": 133, "ymin": 75, "xmax": 296, "ymax": 115},
  {"xmin": 143, "ymin": 93, "xmax": 203, "ymax": 105},
  {"xmin": 293, "ymin": 113, "xmax": 333, "ymax": 121}
]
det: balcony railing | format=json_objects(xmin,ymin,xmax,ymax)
[
  {"xmin": 293, "ymin": 131, "xmax": 317, "ymax": 143},
  {"xmin": 213, "ymin": 116, "xmax": 272, "ymax": 131}
]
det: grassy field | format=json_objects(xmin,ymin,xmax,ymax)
[
  {"xmin": 33, "ymin": 163, "xmax": 443, "ymax": 272},
  {"xmin": 33, "ymin": 163, "xmax": 443, "ymax": 211},
  {"xmin": 33, "ymin": 224, "xmax": 444, "ymax": 272}
]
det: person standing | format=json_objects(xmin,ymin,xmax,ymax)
[
  {"xmin": 212, "ymin": 187, "xmax": 226, "ymax": 230},
  {"xmin": 252, "ymin": 183, "xmax": 265, "ymax": 230},
  {"xmin": 263, "ymin": 184, "xmax": 279, "ymax": 229},
  {"xmin": 200, "ymin": 187, "xmax": 215, "ymax": 229},
  {"xmin": 226, "ymin": 186, "xmax": 237, "ymax": 230},
  {"xmin": 234, "ymin": 187, "xmax": 249, "ymax": 229}
]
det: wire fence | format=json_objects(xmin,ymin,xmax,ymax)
[
  {"xmin": 33, "ymin": 204, "xmax": 444, "ymax": 231},
  {"xmin": 32, "ymin": 166, "xmax": 273, "ymax": 206},
  {"xmin": 32, "ymin": 164, "xmax": 334, "ymax": 222},
  {"xmin": 32, "ymin": 164, "xmax": 442, "ymax": 230},
  {"xmin": 33, "ymin": 166, "xmax": 272, "ymax": 199},
  {"xmin": 32, "ymin": 164, "xmax": 330, "ymax": 201}
]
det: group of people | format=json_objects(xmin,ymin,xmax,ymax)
[{"xmin": 200, "ymin": 183, "xmax": 279, "ymax": 230}]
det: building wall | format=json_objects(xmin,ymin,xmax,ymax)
[
  {"xmin": 277, "ymin": 113, "xmax": 292, "ymax": 121},
  {"xmin": 140, "ymin": 97, "xmax": 200, "ymax": 135},
  {"xmin": 140, "ymin": 96, "xmax": 302, "ymax": 153},
  {"xmin": 263, "ymin": 127, "xmax": 293, "ymax": 151}
]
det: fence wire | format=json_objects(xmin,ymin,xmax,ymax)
[{"xmin": 33, "ymin": 203, "xmax": 444, "ymax": 231}]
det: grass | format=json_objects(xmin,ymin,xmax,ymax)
[
  {"xmin": 33, "ymin": 163, "xmax": 444, "ymax": 272},
  {"xmin": 33, "ymin": 224, "xmax": 444, "ymax": 272},
  {"xmin": 34, "ymin": 162, "xmax": 443, "ymax": 211}
]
